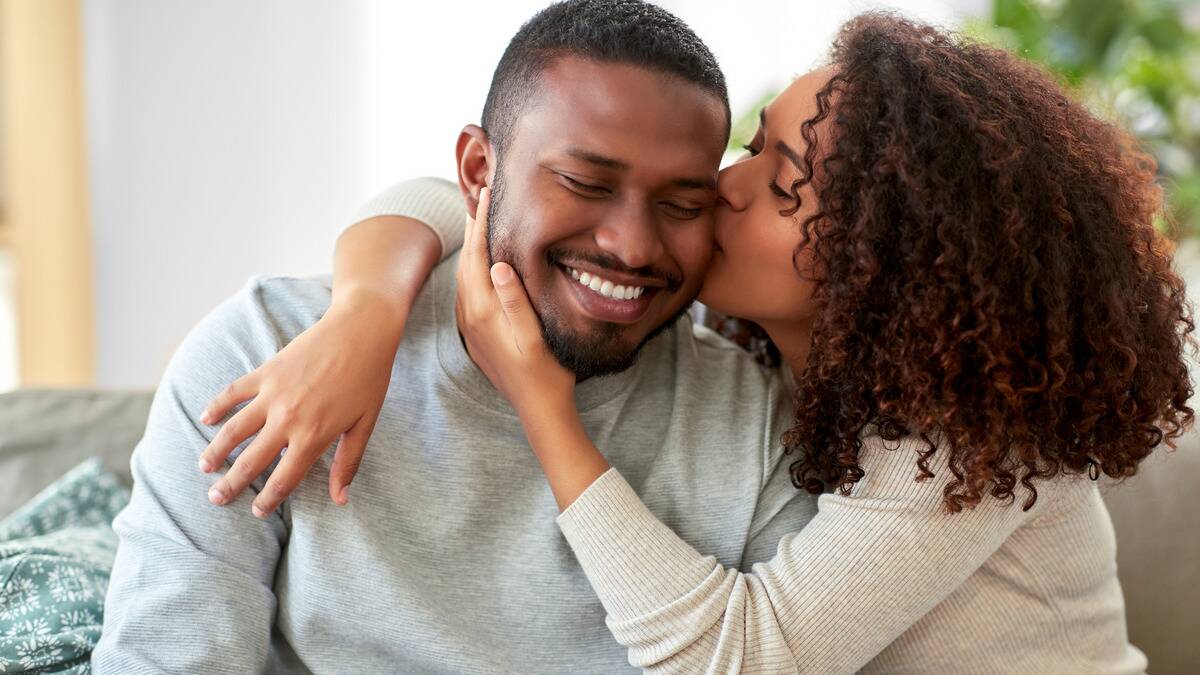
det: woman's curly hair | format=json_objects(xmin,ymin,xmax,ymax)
[{"xmin": 775, "ymin": 13, "xmax": 1195, "ymax": 512}]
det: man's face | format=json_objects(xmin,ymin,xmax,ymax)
[{"xmin": 487, "ymin": 56, "xmax": 727, "ymax": 379}]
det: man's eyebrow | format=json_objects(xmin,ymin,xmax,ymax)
[
  {"xmin": 564, "ymin": 147, "xmax": 714, "ymax": 190},
  {"xmin": 565, "ymin": 148, "xmax": 629, "ymax": 170},
  {"xmin": 671, "ymin": 176, "xmax": 717, "ymax": 191}
]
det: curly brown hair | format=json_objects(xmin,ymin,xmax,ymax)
[{"xmin": 772, "ymin": 13, "xmax": 1195, "ymax": 512}]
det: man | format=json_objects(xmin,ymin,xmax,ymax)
[{"xmin": 94, "ymin": 1, "xmax": 813, "ymax": 672}]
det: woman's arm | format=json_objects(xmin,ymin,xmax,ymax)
[
  {"xmin": 552, "ymin": 439, "xmax": 1048, "ymax": 674},
  {"xmin": 198, "ymin": 177, "xmax": 467, "ymax": 517},
  {"xmin": 459, "ymin": 195, "xmax": 1060, "ymax": 674}
]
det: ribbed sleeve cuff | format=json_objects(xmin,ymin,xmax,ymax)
[
  {"xmin": 343, "ymin": 177, "xmax": 466, "ymax": 263},
  {"xmin": 555, "ymin": 468, "xmax": 720, "ymax": 619}
]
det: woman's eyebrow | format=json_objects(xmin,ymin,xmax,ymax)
[
  {"xmin": 776, "ymin": 140, "xmax": 804, "ymax": 172},
  {"xmin": 761, "ymin": 106, "xmax": 804, "ymax": 171}
]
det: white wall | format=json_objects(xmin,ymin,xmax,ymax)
[{"xmin": 83, "ymin": 0, "xmax": 982, "ymax": 389}]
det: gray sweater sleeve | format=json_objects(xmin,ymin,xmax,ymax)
[
  {"xmin": 555, "ymin": 434, "xmax": 1078, "ymax": 674},
  {"xmin": 93, "ymin": 279, "xmax": 293, "ymax": 674},
  {"xmin": 343, "ymin": 177, "xmax": 467, "ymax": 263}
]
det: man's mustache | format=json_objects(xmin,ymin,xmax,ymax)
[{"xmin": 546, "ymin": 248, "xmax": 682, "ymax": 292}]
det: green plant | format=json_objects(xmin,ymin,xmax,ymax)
[{"xmin": 968, "ymin": 0, "xmax": 1200, "ymax": 236}]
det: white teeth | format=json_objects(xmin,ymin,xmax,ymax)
[{"xmin": 566, "ymin": 266, "xmax": 645, "ymax": 301}]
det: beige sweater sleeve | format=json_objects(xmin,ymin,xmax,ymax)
[
  {"xmin": 555, "ymin": 434, "xmax": 1075, "ymax": 674},
  {"xmin": 342, "ymin": 177, "xmax": 467, "ymax": 262}
]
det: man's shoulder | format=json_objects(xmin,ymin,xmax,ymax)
[
  {"xmin": 667, "ymin": 315, "xmax": 783, "ymax": 398},
  {"xmin": 652, "ymin": 315, "xmax": 792, "ymax": 478},
  {"xmin": 196, "ymin": 274, "xmax": 331, "ymax": 349},
  {"xmin": 229, "ymin": 273, "xmax": 333, "ymax": 337},
  {"xmin": 162, "ymin": 274, "xmax": 332, "ymax": 393}
]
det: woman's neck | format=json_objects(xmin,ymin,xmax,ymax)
[{"xmin": 759, "ymin": 318, "xmax": 813, "ymax": 384}]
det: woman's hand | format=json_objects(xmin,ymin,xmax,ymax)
[
  {"xmin": 455, "ymin": 187, "xmax": 576, "ymax": 419},
  {"xmin": 456, "ymin": 187, "xmax": 609, "ymax": 511},
  {"xmin": 196, "ymin": 293, "xmax": 400, "ymax": 515},
  {"xmin": 198, "ymin": 215, "xmax": 442, "ymax": 517}
]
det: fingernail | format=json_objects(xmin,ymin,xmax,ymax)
[
  {"xmin": 251, "ymin": 503, "xmax": 267, "ymax": 519},
  {"xmin": 200, "ymin": 410, "xmax": 212, "ymax": 424},
  {"xmin": 208, "ymin": 485, "xmax": 228, "ymax": 506},
  {"xmin": 491, "ymin": 264, "xmax": 513, "ymax": 283},
  {"xmin": 198, "ymin": 457, "xmax": 213, "ymax": 473},
  {"xmin": 337, "ymin": 485, "xmax": 350, "ymax": 505}
]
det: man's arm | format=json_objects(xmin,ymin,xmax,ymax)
[{"xmin": 93, "ymin": 279, "xmax": 296, "ymax": 674}]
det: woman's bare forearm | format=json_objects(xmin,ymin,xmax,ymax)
[
  {"xmin": 332, "ymin": 216, "xmax": 443, "ymax": 334},
  {"xmin": 518, "ymin": 399, "xmax": 611, "ymax": 512}
]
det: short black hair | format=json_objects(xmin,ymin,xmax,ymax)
[{"xmin": 481, "ymin": 0, "xmax": 730, "ymax": 157}]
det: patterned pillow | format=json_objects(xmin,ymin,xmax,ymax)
[{"xmin": 0, "ymin": 458, "xmax": 130, "ymax": 674}]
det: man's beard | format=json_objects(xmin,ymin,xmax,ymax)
[{"xmin": 486, "ymin": 171, "xmax": 692, "ymax": 381}]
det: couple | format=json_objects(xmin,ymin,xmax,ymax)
[{"xmin": 95, "ymin": 1, "xmax": 1190, "ymax": 673}]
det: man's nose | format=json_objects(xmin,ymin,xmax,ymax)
[{"xmin": 594, "ymin": 202, "xmax": 665, "ymax": 270}]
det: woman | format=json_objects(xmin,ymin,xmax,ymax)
[{"xmin": 197, "ymin": 14, "xmax": 1190, "ymax": 673}]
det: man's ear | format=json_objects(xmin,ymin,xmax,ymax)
[{"xmin": 456, "ymin": 124, "xmax": 495, "ymax": 219}]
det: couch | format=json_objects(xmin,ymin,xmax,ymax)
[{"xmin": 1, "ymin": 387, "xmax": 1196, "ymax": 672}]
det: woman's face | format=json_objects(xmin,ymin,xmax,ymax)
[{"xmin": 698, "ymin": 68, "xmax": 833, "ymax": 328}]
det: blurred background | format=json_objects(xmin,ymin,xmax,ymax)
[{"xmin": 0, "ymin": 0, "xmax": 1197, "ymax": 391}]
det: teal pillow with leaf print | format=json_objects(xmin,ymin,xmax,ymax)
[{"xmin": 0, "ymin": 458, "xmax": 130, "ymax": 674}]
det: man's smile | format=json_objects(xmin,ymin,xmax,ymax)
[{"xmin": 553, "ymin": 262, "xmax": 658, "ymax": 325}]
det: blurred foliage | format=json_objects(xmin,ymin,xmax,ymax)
[
  {"xmin": 727, "ymin": 90, "xmax": 776, "ymax": 155},
  {"xmin": 728, "ymin": 1, "xmax": 1200, "ymax": 237},
  {"xmin": 967, "ymin": 0, "xmax": 1200, "ymax": 237}
]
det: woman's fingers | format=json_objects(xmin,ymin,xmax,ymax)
[
  {"xmin": 466, "ymin": 187, "xmax": 495, "ymax": 304},
  {"xmin": 328, "ymin": 413, "xmax": 377, "ymax": 505},
  {"xmin": 250, "ymin": 434, "xmax": 332, "ymax": 517},
  {"xmin": 198, "ymin": 401, "xmax": 267, "ymax": 473},
  {"xmin": 200, "ymin": 371, "xmax": 260, "ymax": 425},
  {"xmin": 205, "ymin": 425, "xmax": 287, "ymax": 507},
  {"xmin": 490, "ymin": 262, "xmax": 543, "ymax": 355}
]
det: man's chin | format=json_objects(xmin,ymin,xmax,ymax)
[
  {"xmin": 542, "ymin": 326, "xmax": 641, "ymax": 380},
  {"xmin": 538, "ymin": 304, "xmax": 693, "ymax": 381}
]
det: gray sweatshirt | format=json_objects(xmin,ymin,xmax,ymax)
[{"xmin": 93, "ymin": 247, "xmax": 809, "ymax": 673}]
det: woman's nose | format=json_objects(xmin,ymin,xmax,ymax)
[{"xmin": 716, "ymin": 163, "xmax": 749, "ymax": 212}]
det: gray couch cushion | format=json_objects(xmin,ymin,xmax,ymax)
[
  {"xmin": 1101, "ymin": 442, "xmax": 1200, "ymax": 674},
  {"xmin": 0, "ymin": 389, "xmax": 153, "ymax": 518}
]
